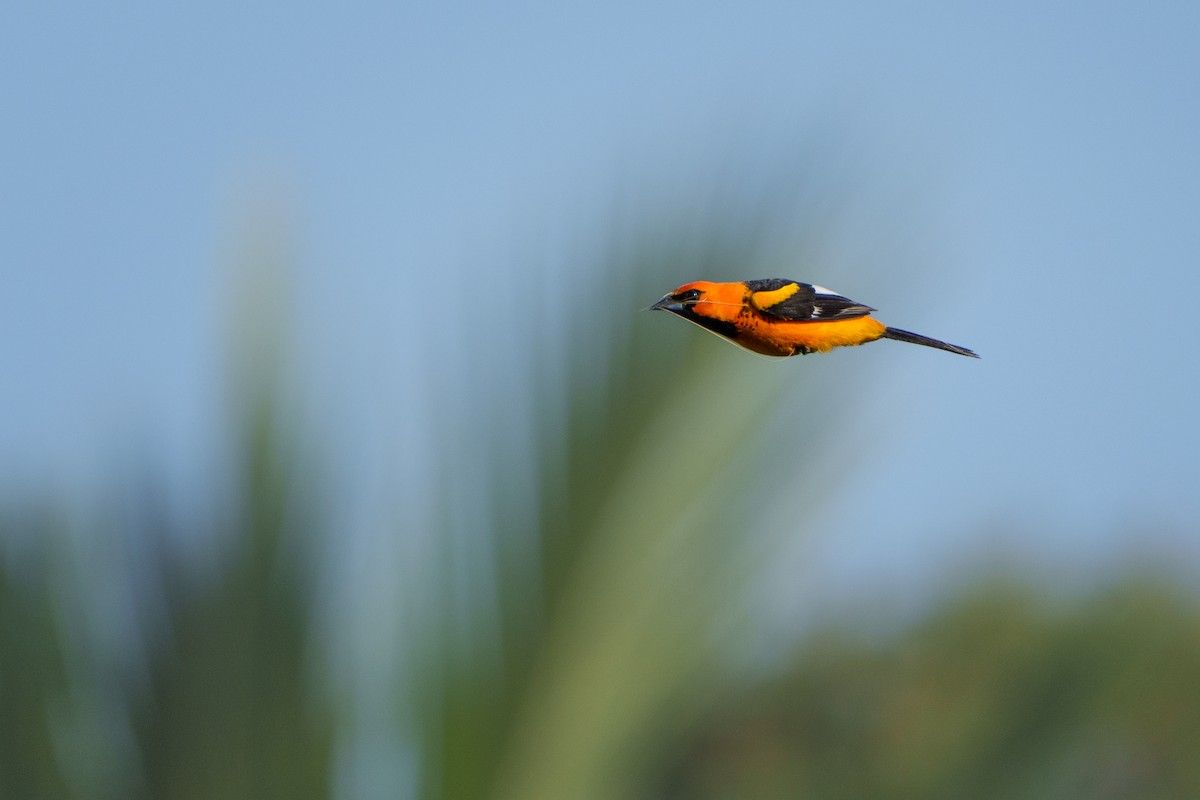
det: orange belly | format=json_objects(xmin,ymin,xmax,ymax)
[{"xmin": 738, "ymin": 314, "xmax": 887, "ymax": 356}]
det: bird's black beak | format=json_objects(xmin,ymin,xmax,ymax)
[{"xmin": 650, "ymin": 294, "xmax": 682, "ymax": 313}]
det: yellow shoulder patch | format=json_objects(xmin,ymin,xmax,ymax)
[{"xmin": 749, "ymin": 281, "xmax": 800, "ymax": 312}]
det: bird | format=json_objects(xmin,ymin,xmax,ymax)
[{"xmin": 650, "ymin": 279, "xmax": 978, "ymax": 358}]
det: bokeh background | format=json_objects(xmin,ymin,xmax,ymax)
[{"xmin": 3, "ymin": 3, "xmax": 1199, "ymax": 798}]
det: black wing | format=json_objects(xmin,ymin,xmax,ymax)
[{"xmin": 744, "ymin": 279, "xmax": 874, "ymax": 321}]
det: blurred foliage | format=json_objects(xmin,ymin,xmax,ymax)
[
  {"xmin": 655, "ymin": 579, "xmax": 1200, "ymax": 800},
  {"xmin": 0, "ymin": 523, "xmax": 71, "ymax": 799},
  {"xmin": 0, "ymin": 410, "xmax": 332, "ymax": 800},
  {"xmin": 125, "ymin": 401, "xmax": 334, "ymax": 800},
  {"xmin": 2, "ymin": 165, "xmax": 1199, "ymax": 800},
  {"xmin": 1, "ymin": 223, "xmax": 332, "ymax": 800}
]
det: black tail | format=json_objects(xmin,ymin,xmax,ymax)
[{"xmin": 882, "ymin": 327, "xmax": 979, "ymax": 358}]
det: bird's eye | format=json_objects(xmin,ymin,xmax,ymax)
[{"xmin": 676, "ymin": 289, "xmax": 702, "ymax": 303}]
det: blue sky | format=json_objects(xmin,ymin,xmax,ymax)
[{"xmin": 3, "ymin": 1, "xmax": 1198, "ymax": 616}]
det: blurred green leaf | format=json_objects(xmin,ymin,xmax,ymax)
[
  {"xmin": 414, "ymin": 166, "xmax": 858, "ymax": 800},
  {"xmin": 122, "ymin": 226, "xmax": 333, "ymax": 800},
  {"xmin": 0, "ymin": 519, "xmax": 72, "ymax": 800}
]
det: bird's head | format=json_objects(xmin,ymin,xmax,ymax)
[
  {"xmin": 650, "ymin": 281, "xmax": 744, "ymax": 321},
  {"xmin": 650, "ymin": 282, "xmax": 705, "ymax": 314}
]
